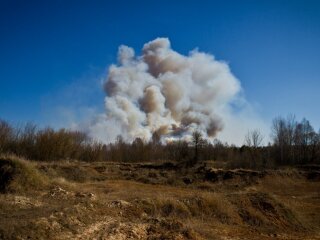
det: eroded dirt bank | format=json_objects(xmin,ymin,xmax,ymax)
[{"xmin": 0, "ymin": 157, "xmax": 319, "ymax": 239}]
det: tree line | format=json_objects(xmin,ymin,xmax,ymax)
[{"xmin": 0, "ymin": 115, "xmax": 319, "ymax": 168}]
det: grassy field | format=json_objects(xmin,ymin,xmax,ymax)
[{"xmin": 0, "ymin": 155, "xmax": 319, "ymax": 239}]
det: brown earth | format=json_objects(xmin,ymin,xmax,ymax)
[{"xmin": 0, "ymin": 156, "xmax": 319, "ymax": 239}]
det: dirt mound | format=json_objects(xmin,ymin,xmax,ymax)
[
  {"xmin": 204, "ymin": 168, "xmax": 266, "ymax": 184},
  {"xmin": 38, "ymin": 163, "xmax": 107, "ymax": 182},
  {"xmin": 72, "ymin": 218, "xmax": 199, "ymax": 240},
  {"xmin": 1, "ymin": 160, "xmax": 318, "ymax": 239},
  {"xmin": 0, "ymin": 155, "xmax": 47, "ymax": 193},
  {"xmin": 139, "ymin": 162, "xmax": 178, "ymax": 171},
  {"xmin": 233, "ymin": 192, "xmax": 304, "ymax": 233}
]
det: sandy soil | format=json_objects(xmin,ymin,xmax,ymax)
[{"xmin": 0, "ymin": 160, "xmax": 319, "ymax": 239}]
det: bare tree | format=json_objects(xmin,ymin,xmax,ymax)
[
  {"xmin": 191, "ymin": 130, "xmax": 204, "ymax": 166},
  {"xmin": 245, "ymin": 129, "xmax": 264, "ymax": 148},
  {"xmin": 0, "ymin": 120, "xmax": 13, "ymax": 152},
  {"xmin": 295, "ymin": 118, "xmax": 317, "ymax": 163},
  {"xmin": 271, "ymin": 115, "xmax": 297, "ymax": 165},
  {"xmin": 244, "ymin": 129, "xmax": 264, "ymax": 168}
]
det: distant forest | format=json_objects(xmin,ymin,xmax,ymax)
[{"xmin": 0, "ymin": 115, "xmax": 319, "ymax": 169}]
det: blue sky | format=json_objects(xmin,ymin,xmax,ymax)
[{"xmin": 1, "ymin": 0, "xmax": 320, "ymax": 133}]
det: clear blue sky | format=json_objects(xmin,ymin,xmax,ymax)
[{"xmin": 1, "ymin": 0, "xmax": 319, "ymax": 131}]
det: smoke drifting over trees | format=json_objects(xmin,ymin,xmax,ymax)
[
  {"xmin": 0, "ymin": 115, "xmax": 319, "ymax": 168},
  {"xmin": 87, "ymin": 38, "xmax": 247, "ymax": 144}
]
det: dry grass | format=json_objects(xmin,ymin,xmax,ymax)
[
  {"xmin": 0, "ymin": 154, "xmax": 48, "ymax": 193},
  {"xmin": 0, "ymin": 160, "xmax": 319, "ymax": 239}
]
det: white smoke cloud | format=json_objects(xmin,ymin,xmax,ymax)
[{"xmin": 86, "ymin": 37, "xmax": 268, "ymax": 145}]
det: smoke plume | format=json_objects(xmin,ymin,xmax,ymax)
[{"xmin": 88, "ymin": 38, "xmax": 249, "ymax": 143}]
